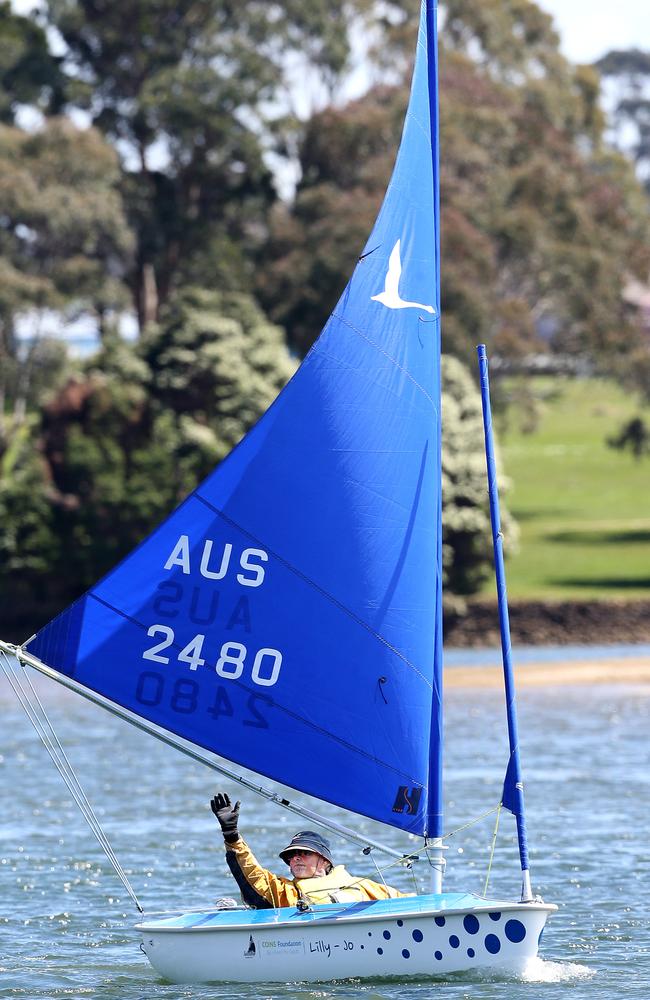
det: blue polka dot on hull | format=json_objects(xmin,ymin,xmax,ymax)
[
  {"xmin": 402, "ymin": 949, "xmax": 410, "ymax": 959},
  {"xmin": 412, "ymin": 929, "xmax": 424, "ymax": 943},
  {"xmin": 434, "ymin": 950, "xmax": 443, "ymax": 961},
  {"xmin": 505, "ymin": 919, "xmax": 527, "ymax": 943},
  {"xmin": 485, "ymin": 933, "xmax": 501, "ymax": 955},
  {"xmin": 463, "ymin": 914, "xmax": 480, "ymax": 935},
  {"xmin": 449, "ymin": 935, "xmax": 460, "ymax": 949}
]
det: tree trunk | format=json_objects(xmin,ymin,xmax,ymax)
[{"xmin": 137, "ymin": 261, "xmax": 159, "ymax": 332}]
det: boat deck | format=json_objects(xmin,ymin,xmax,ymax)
[{"xmin": 137, "ymin": 892, "xmax": 553, "ymax": 933}]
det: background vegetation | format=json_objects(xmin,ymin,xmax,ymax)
[{"xmin": 1, "ymin": 0, "xmax": 650, "ymax": 639}]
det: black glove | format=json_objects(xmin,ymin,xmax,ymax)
[{"xmin": 211, "ymin": 792, "xmax": 240, "ymax": 843}]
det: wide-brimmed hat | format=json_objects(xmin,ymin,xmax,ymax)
[{"xmin": 279, "ymin": 831, "xmax": 333, "ymax": 866}]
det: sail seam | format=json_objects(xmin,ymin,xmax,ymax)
[
  {"xmin": 329, "ymin": 310, "xmax": 439, "ymax": 410},
  {"xmin": 84, "ymin": 591, "xmax": 428, "ymax": 785},
  {"xmin": 194, "ymin": 495, "xmax": 433, "ymax": 691}
]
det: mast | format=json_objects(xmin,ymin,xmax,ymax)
[
  {"xmin": 425, "ymin": 0, "xmax": 445, "ymax": 894},
  {"xmin": 476, "ymin": 345, "xmax": 532, "ymax": 902}
]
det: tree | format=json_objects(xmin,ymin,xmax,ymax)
[
  {"xmin": 0, "ymin": 417, "xmax": 62, "ymax": 641},
  {"xmin": 441, "ymin": 354, "xmax": 516, "ymax": 597},
  {"xmin": 259, "ymin": 5, "xmax": 650, "ymax": 371},
  {"xmin": 0, "ymin": 117, "xmax": 133, "ymax": 442},
  {"xmin": 256, "ymin": 84, "xmax": 406, "ymax": 354},
  {"xmin": 0, "ymin": 2, "xmax": 64, "ymax": 123},
  {"xmin": 142, "ymin": 287, "xmax": 297, "ymax": 465},
  {"xmin": 590, "ymin": 49, "xmax": 650, "ymax": 401},
  {"xmin": 596, "ymin": 48, "xmax": 650, "ymax": 191},
  {"xmin": 41, "ymin": 0, "xmax": 364, "ymax": 330}
]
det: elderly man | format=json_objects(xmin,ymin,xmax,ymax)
[{"xmin": 211, "ymin": 792, "xmax": 409, "ymax": 909}]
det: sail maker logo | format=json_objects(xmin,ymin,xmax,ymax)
[
  {"xmin": 391, "ymin": 785, "xmax": 422, "ymax": 815},
  {"xmin": 371, "ymin": 240, "xmax": 436, "ymax": 314}
]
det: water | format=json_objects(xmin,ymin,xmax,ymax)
[
  {"xmin": 444, "ymin": 642, "xmax": 650, "ymax": 666},
  {"xmin": 1, "ymin": 672, "xmax": 649, "ymax": 998}
]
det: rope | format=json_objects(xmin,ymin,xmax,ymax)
[
  {"xmin": 443, "ymin": 804, "xmax": 501, "ymax": 840},
  {"xmin": 483, "ymin": 803, "xmax": 502, "ymax": 897},
  {"xmin": 1, "ymin": 650, "xmax": 143, "ymax": 913}
]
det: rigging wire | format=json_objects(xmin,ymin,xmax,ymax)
[
  {"xmin": 483, "ymin": 803, "xmax": 502, "ymax": 897},
  {"xmin": 365, "ymin": 846, "xmax": 389, "ymax": 888},
  {"xmin": 407, "ymin": 861, "xmax": 420, "ymax": 895},
  {"xmin": 345, "ymin": 802, "xmax": 504, "ymax": 893},
  {"xmin": 0, "ymin": 649, "xmax": 143, "ymax": 913}
]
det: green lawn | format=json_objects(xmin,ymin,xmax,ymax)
[{"xmin": 487, "ymin": 377, "xmax": 650, "ymax": 600}]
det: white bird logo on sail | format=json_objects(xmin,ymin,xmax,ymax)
[{"xmin": 371, "ymin": 239, "xmax": 436, "ymax": 314}]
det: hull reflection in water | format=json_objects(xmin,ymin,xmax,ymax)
[{"xmin": 137, "ymin": 894, "xmax": 556, "ymax": 984}]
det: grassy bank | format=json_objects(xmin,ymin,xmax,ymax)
[{"xmin": 489, "ymin": 376, "xmax": 650, "ymax": 600}]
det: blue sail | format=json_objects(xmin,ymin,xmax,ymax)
[{"xmin": 28, "ymin": 0, "xmax": 442, "ymax": 837}]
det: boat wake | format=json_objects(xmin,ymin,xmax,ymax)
[
  {"xmin": 436, "ymin": 956, "xmax": 595, "ymax": 986},
  {"xmin": 519, "ymin": 956, "xmax": 595, "ymax": 983}
]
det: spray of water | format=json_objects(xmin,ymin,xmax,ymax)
[{"xmin": 520, "ymin": 956, "xmax": 595, "ymax": 983}]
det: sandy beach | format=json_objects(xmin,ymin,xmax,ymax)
[{"xmin": 445, "ymin": 654, "xmax": 650, "ymax": 687}]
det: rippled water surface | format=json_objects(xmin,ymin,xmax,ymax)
[{"xmin": 1, "ymin": 673, "xmax": 649, "ymax": 998}]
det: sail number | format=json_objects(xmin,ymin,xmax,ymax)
[
  {"xmin": 135, "ymin": 674, "xmax": 271, "ymax": 729},
  {"xmin": 142, "ymin": 625, "xmax": 282, "ymax": 687}
]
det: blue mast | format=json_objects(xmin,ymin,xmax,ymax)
[
  {"xmin": 476, "ymin": 345, "xmax": 533, "ymax": 903},
  {"xmin": 424, "ymin": 0, "xmax": 445, "ymax": 891}
]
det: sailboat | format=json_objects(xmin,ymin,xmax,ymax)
[{"xmin": 0, "ymin": 0, "xmax": 556, "ymax": 984}]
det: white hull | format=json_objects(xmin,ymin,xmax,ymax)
[{"xmin": 137, "ymin": 892, "xmax": 556, "ymax": 984}]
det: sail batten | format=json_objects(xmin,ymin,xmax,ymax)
[{"xmin": 27, "ymin": 0, "xmax": 442, "ymax": 837}]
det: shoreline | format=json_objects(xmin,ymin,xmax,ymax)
[
  {"xmin": 445, "ymin": 654, "xmax": 650, "ymax": 688},
  {"xmin": 443, "ymin": 597, "xmax": 650, "ymax": 648}
]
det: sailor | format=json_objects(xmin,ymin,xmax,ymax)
[{"xmin": 211, "ymin": 792, "xmax": 410, "ymax": 909}]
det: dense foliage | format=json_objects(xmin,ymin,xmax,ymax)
[{"xmin": 1, "ymin": 291, "xmax": 295, "ymax": 637}]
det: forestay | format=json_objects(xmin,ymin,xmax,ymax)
[{"xmin": 27, "ymin": 0, "xmax": 443, "ymax": 838}]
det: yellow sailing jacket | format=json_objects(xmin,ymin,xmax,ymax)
[{"xmin": 224, "ymin": 837, "xmax": 410, "ymax": 909}]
